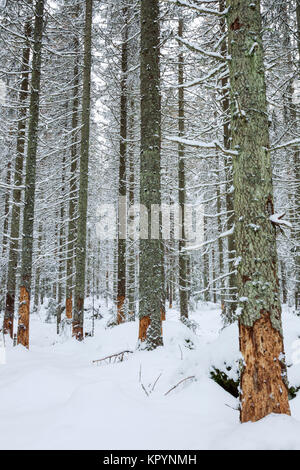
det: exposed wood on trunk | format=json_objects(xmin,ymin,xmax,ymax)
[
  {"xmin": 17, "ymin": 286, "xmax": 30, "ymax": 349},
  {"xmin": 66, "ymin": 296, "xmax": 72, "ymax": 319},
  {"xmin": 138, "ymin": 315, "xmax": 151, "ymax": 342},
  {"xmin": 239, "ymin": 314, "xmax": 290, "ymax": 422}
]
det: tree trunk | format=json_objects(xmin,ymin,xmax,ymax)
[
  {"xmin": 127, "ymin": 99, "xmax": 136, "ymax": 320},
  {"xmin": 33, "ymin": 224, "xmax": 42, "ymax": 312},
  {"xmin": 226, "ymin": 0, "xmax": 290, "ymax": 422},
  {"xmin": 17, "ymin": 0, "xmax": 45, "ymax": 349},
  {"xmin": 57, "ymin": 153, "xmax": 66, "ymax": 334},
  {"xmin": 66, "ymin": 5, "xmax": 80, "ymax": 321},
  {"xmin": 117, "ymin": 4, "xmax": 128, "ymax": 325},
  {"xmin": 294, "ymin": 0, "xmax": 300, "ymax": 311},
  {"xmin": 219, "ymin": 0, "xmax": 237, "ymax": 323},
  {"xmin": 72, "ymin": 0, "xmax": 93, "ymax": 341},
  {"xmin": 2, "ymin": 160, "xmax": 11, "ymax": 256},
  {"xmin": 178, "ymin": 17, "xmax": 189, "ymax": 321},
  {"xmin": 3, "ymin": 15, "xmax": 31, "ymax": 338},
  {"xmin": 138, "ymin": 0, "xmax": 163, "ymax": 349}
]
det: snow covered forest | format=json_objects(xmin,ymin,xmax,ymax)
[{"xmin": 0, "ymin": 0, "xmax": 300, "ymax": 451}]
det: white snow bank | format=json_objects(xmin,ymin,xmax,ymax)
[{"xmin": 0, "ymin": 301, "xmax": 300, "ymax": 449}]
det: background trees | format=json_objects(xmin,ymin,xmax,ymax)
[{"xmin": 0, "ymin": 0, "xmax": 299, "ymax": 423}]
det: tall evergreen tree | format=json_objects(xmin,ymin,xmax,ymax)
[
  {"xmin": 17, "ymin": 0, "xmax": 45, "ymax": 349},
  {"xmin": 117, "ymin": 2, "xmax": 129, "ymax": 325},
  {"xmin": 177, "ymin": 16, "xmax": 189, "ymax": 321},
  {"xmin": 72, "ymin": 0, "xmax": 93, "ymax": 341},
  {"xmin": 138, "ymin": 0, "xmax": 163, "ymax": 349},
  {"xmin": 3, "ymin": 5, "xmax": 32, "ymax": 338},
  {"xmin": 226, "ymin": 0, "xmax": 291, "ymax": 422}
]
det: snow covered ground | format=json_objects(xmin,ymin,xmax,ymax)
[{"xmin": 1, "ymin": 300, "xmax": 300, "ymax": 450}]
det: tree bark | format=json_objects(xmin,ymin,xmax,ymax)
[{"xmin": 226, "ymin": 0, "xmax": 290, "ymax": 422}]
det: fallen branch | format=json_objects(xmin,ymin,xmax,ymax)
[
  {"xmin": 92, "ymin": 350, "xmax": 133, "ymax": 365},
  {"xmin": 164, "ymin": 376, "xmax": 196, "ymax": 396}
]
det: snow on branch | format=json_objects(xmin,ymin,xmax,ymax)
[
  {"xmin": 270, "ymin": 213, "xmax": 292, "ymax": 229},
  {"xmin": 181, "ymin": 226, "xmax": 234, "ymax": 253},
  {"xmin": 160, "ymin": 0, "xmax": 228, "ymax": 17},
  {"xmin": 270, "ymin": 138, "xmax": 300, "ymax": 152},
  {"xmin": 166, "ymin": 135, "xmax": 238, "ymax": 157},
  {"xmin": 169, "ymin": 63, "xmax": 227, "ymax": 89},
  {"xmin": 176, "ymin": 37, "xmax": 225, "ymax": 62}
]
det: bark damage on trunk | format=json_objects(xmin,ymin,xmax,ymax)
[
  {"xmin": 17, "ymin": 286, "xmax": 30, "ymax": 349},
  {"xmin": 138, "ymin": 316, "xmax": 151, "ymax": 342},
  {"xmin": 117, "ymin": 295, "xmax": 126, "ymax": 324},
  {"xmin": 239, "ymin": 313, "xmax": 290, "ymax": 422},
  {"xmin": 66, "ymin": 296, "xmax": 72, "ymax": 319}
]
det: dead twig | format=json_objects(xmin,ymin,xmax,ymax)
[
  {"xmin": 92, "ymin": 350, "xmax": 133, "ymax": 365},
  {"xmin": 141, "ymin": 383, "xmax": 149, "ymax": 397},
  {"xmin": 164, "ymin": 376, "xmax": 196, "ymax": 396},
  {"xmin": 151, "ymin": 373, "xmax": 163, "ymax": 392}
]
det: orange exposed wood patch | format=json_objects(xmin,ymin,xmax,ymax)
[
  {"xmin": 72, "ymin": 321, "xmax": 83, "ymax": 341},
  {"xmin": 2, "ymin": 316, "xmax": 12, "ymax": 338},
  {"xmin": 17, "ymin": 286, "xmax": 30, "ymax": 349},
  {"xmin": 66, "ymin": 296, "xmax": 72, "ymax": 319},
  {"xmin": 230, "ymin": 17, "xmax": 243, "ymax": 31},
  {"xmin": 117, "ymin": 295, "xmax": 126, "ymax": 324},
  {"xmin": 239, "ymin": 313, "xmax": 291, "ymax": 422},
  {"xmin": 161, "ymin": 307, "xmax": 166, "ymax": 322},
  {"xmin": 139, "ymin": 316, "xmax": 150, "ymax": 342}
]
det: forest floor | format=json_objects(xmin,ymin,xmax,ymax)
[{"xmin": 1, "ymin": 300, "xmax": 300, "ymax": 450}]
